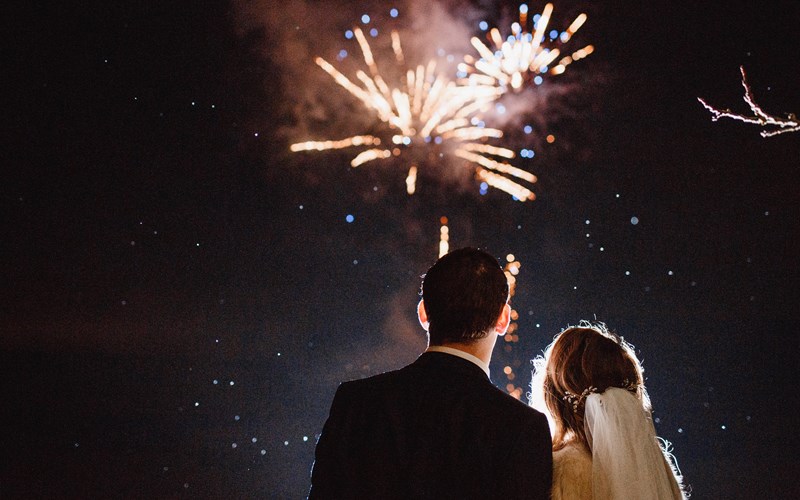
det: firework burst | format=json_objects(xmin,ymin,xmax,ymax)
[
  {"xmin": 459, "ymin": 3, "xmax": 593, "ymax": 92},
  {"xmin": 290, "ymin": 27, "xmax": 538, "ymax": 201}
]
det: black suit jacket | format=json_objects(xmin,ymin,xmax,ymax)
[{"xmin": 309, "ymin": 352, "xmax": 552, "ymax": 499}]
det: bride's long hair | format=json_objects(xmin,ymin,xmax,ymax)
[{"xmin": 530, "ymin": 321, "xmax": 649, "ymax": 451}]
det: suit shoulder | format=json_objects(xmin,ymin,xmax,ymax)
[
  {"xmin": 337, "ymin": 367, "xmax": 403, "ymax": 392},
  {"xmin": 489, "ymin": 383, "xmax": 545, "ymax": 414},
  {"xmin": 476, "ymin": 383, "xmax": 549, "ymax": 429},
  {"xmin": 497, "ymin": 389, "xmax": 550, "ymax": 432}
]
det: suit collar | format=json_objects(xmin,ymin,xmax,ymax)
[
  {"xmin": 415, "ymin": 351, "xmax": 492, "ymax": 381},
  {"xmin": 424, "ymin": 346, "xmax": 490, "ymax": 377}
]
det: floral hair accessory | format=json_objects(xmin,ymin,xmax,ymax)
[
  {"xmin": 563, "ymin": 386, "xmax": 598, "ymax": 413},
  {"xmin": 622, "ymin": 378, "xmax": 639, "ymax": 392}
]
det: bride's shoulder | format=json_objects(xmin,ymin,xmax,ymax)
[{"xmin": 552, "ymin": 442, "xmax": 592, "ymax": 500}]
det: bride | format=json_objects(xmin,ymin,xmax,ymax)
[{"xmin": 530, "ymin": 322, "xmax": 688, "ymax": 499}]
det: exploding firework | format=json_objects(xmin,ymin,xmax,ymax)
[
  {"xmin": 459, "ymin": 3, "xmax": 593, "ymax": 92},
  {"xmin": 290, "ymin": 27, "xmax": 538, "ymax": 201}
]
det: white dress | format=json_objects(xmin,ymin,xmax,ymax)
[
  {"xmin": 551, "ymin": 389, "xmax": 685, "ymax": 500},
  {"xmin": 552, "ymin": 442, "xmax": 593, "ymax": 500}
]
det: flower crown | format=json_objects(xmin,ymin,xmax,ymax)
[{"xmin": 562, "ymin": 379, "xmax": 639, "ymax": 413}]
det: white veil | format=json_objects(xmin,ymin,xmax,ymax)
[{"xmin": 584, "ymin": 388, "xmax": 686, "ymax": 499}]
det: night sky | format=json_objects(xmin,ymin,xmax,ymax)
[{"xmin": 3, "ymin": 0, "xmax": 800, "ymax": 498}]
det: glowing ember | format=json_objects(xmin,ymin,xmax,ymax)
[{"xmin": 438, "ymin": 216, "xmax": 449, "ymax": 258}]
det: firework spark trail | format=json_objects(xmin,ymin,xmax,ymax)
[
  {"xmin": 460, "ymin": 3, "xmax": 594, "ymax": 92},
  {"xmin": 290, "ymin": 27, "xmax": 538, "ymax": 200},
  {"xmin": 501, "ymin": 254, "xmax": 524, "ymax": 400},
  {"xmin": 438, "ymin": 216, "xmax": 449, "ymax": 258},
  {"xmin": 437, "ymin": 223, "xmax": 525, "ymax": 399}
]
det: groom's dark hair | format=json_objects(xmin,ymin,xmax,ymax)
[{"xmin": 421, "ymin": 247, "xmax": 509, "ymax": 345}]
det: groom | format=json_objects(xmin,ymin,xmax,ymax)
[{"xmin": 309, "ymin": 247, "xmax": 552, "ymax": 499}]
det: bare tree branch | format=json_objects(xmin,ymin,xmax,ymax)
[{"xmin": 698, "ymin": 66, "xmax": 799, "ymax": 137}]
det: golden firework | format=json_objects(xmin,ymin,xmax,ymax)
[
  {"xmin": 460, "ymin": 3, "xmax": 593, "ymax": 92},
  {"xmin": 291, "ymin": 27, "xmax": 537, "ymax": 201}
]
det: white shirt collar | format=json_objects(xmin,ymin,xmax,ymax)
[{"xmin": 425, "ymin": 345, "xmax": 490, "ymax": 378}]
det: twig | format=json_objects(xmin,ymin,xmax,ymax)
[{"xmin": 697, "ymin": 66, "xmax": 799, "ymax": 137}]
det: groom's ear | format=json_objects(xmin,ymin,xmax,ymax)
[
  {"xmin": 495, "ymin": 303, "xmax": 511, "ymax": 336},
  {"xmin": 417, "ymin": 300, "xmax": 430, "ymax": 331}
]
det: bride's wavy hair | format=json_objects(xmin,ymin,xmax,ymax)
[{"xmin": 530, "ymin": 321, "xmax": 650, "ymax": 451}]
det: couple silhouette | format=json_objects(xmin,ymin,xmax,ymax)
[{"xmin": 309, "ymin": 247, "xmax": 685, "ymax": 499}]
